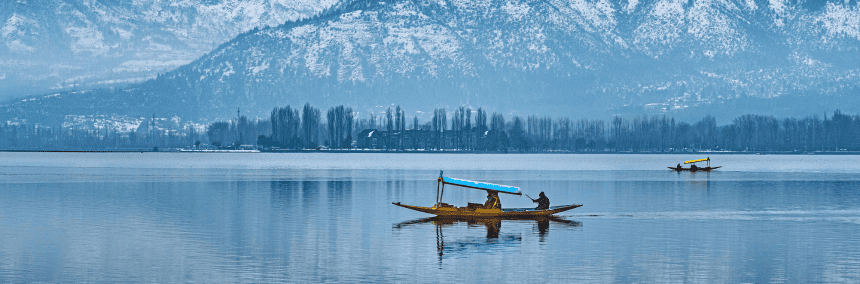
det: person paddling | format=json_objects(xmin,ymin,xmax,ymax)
[{"xmin": 532, "ymin": 192, "xmax": 550, "ymax": 210}]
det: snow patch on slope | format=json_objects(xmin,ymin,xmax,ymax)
[
  {"xmin": 2, "ymin": 13, "xmax": 38, "ymax": 52},
  {"xmin": 634, "ymin": 0, "xmax": 687, "ymax": 49},
  {"xmin": 817, "ymin": 2, "xmax": 860, "ymax": 41},
  {"xmin": 568, "ymin": 0, "xmax": 617, "ymax": 33},
  {"xmin": 768, "ymin": 0, "xmax": 787, "ymax": 16},
  {"xmin": 744, "ymin": 0, "xmax": 758, "ymax": 11},
  {"xmin": 502, "ymin": 1, "xmax": 530, "ymax": 21},
  {"xmin": 112, "ymin": 60, "xmax": 192, "ymax": 73},
  {"xmin": 249, "ymin": 61, "xmax": 270, "ymax": 75},
  {"xmin": 58, "ymin": 5, "xmax": 109, "ymax": 54},
  {"xmin": 625, "ymin": 0, "xmax": 640, "ymax": 14},
  {"xmin": 633, "ymin": 0, "xmax": 747, "ymax": 56},
  {"xmin": 2, "ymin": 14, "xmax": 34, "ymax": 38}
]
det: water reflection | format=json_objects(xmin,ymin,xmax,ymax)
[
  {"xmin": 269, "ymin": 180, "xmax": 299, "ymax": 210},
  {"xmin": 673, "ymin": 169, "xmax": 713, "ymax": 191},
  {"xmin": 4, "ymin": 157, "xmax": 860, "ymax": 282},
  {"xmin": 393, "ymin": 217, "xmax": 581, "ymax": 261}
]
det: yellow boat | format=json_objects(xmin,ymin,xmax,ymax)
[
  {"xmin": 392, "ymin": 171, "xmax": 582, "ymax": 218},
  {"xmin": 669, "ymin": 157, "xmax": 722, "ymax": 172}
]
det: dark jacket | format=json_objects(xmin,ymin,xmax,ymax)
[{"xmin": 535, "ymin": 196, "xmax": 550, "ymax": 210}]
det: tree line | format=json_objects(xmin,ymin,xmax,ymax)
[
  {"xmin": 0, "ymin": 121, "xmax": 200, "ymax": 150},
  {"xmin": 3, "ymin": 105, "xmax": 860, "ymax": 152},
  {"xmin": 230, "ymin": 103, "xmax": 860, "ymax": 152}
]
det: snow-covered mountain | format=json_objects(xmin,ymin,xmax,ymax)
[
  {"xmin": 3, "ymin": 0, "xmax": 860, "ymax": 127},
  {"xmin": 0, "ymin": 0, "xmax": 336, "ymax": 99}
]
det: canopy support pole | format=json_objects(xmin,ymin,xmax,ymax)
[
  {"xmin": 440, "ymin": 183, "xmax": 445, "ymax": 206},
  {"xmin": 435, "ymin": 182, "xmax": 440, "ymax": 208},
  {"xmin": 435, "ymin": 171, "xmax": 443, "ymax": 208}
]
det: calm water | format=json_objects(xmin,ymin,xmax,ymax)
[{"xmin": 1, "ymin": 153, "xmax": 860, "ymax": 283}]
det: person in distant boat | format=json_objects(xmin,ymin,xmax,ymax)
[
  {"xmin": 676, "ymin": 163, "xmax": 682, "ymax": 170},
  {"xmin": 484, "ymin": 191, "xmax": 501, "ymax": 209},
  {"xmin": 534, "ymin": 192, "xmax": 550, "ymax": 210},
  {"xmin": 690, "ymin": 164, "xmax": 699, "ymax": 171}
]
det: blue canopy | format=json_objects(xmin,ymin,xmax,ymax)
[{"xmin": 441, "ymin": 177, "xmax": 522, "ymax": 195}]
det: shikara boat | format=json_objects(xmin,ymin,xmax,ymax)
[
  {"xmin": 392, "ymin": 171, "xmax": 582, "ymax": 218},
  {"xmin": 669, "ymin": 157, "xmax": 722, "ymax": 172}
]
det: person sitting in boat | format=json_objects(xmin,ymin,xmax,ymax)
[
  {"xmin": 676, "ymin": 163, "xmax": 682, "ymax": 170},
  {"xmin": 484, "ymin": 191, "xmax": 501, "ymax": 209},
  {"xmin": 534, "ymin": 192, "xmax": 550, "ymax": 210},
  {"xmin": 690, "ymin": 164, "xmax": 699, "ymax": 171}
]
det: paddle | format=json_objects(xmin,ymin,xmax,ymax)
[{"xmin": 524, "ymin": 193, "xmax": 536, "ymax": 202}]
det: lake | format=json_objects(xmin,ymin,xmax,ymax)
[{"xmin": 1, "ymin": 153, "xmax": 859, "ymax": 282}]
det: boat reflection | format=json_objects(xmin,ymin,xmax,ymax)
[
  {"xmin": 533, "ymin": 217, "xmax": 582, "ymax": 242},
  {"xmin": 393, "ymin": 217, "xmax": 581, "ymax": 262},
  {"xmin": 674, "ymin": 170, "xmax": 713, "ymax": 191}
]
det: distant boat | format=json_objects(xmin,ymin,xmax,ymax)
[
  {"xmin": 669, "ymin": 157, "xmax": 722, "ymax": 172},
  {"xmin": 393, "ymin": 172, "xmax": 582, "ymax": 218}
]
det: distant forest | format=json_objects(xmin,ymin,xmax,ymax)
[{"xmin": 3, "ymin": 104, "xmax": 860, "ymax": 153}]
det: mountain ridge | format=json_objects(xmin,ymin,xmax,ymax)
[
  {"xmin": 3, "ymin": 0, "xmax": 860, "ymax": 127},
  {"xmin": 0, "ymin": 0, "xmax": 336, "ymax": 99}
]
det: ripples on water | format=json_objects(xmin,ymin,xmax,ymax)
[{"xmin": 1, "ymin": 153, "xmax": 859, "ymax": 282}]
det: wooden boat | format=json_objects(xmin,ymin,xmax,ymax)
[
  {"xmin": 669, "ymin": 157, "xmax": 721, "ymax": 172},
  {"xmin": 392, "ymin": 202, "xmax": 583, "ymax": 218},
  {"xmin": 668, "ymin": 166, "xmax": 722, "ymax": 171},
  {"xmin": 392, "ymin": 171, "xmax": 582, "ymax": 218}
]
